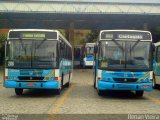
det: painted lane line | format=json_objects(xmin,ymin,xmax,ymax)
[{"xmin": 48, "ymin": 85, "xmax": 74, "ymax": 120}]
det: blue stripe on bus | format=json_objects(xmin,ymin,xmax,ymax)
[
  {"xmin": 4, "ymin": 81, "xmax": 59, "ymax": 89},
  {"xmin": 98, "ymin": 81, "xmax": 152, "ymax": 91}
]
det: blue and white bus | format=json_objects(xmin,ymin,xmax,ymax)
[
  {"xmin": 94, "ymin": 30, "xmax": 153, "ymax": 97},
  {"xmin": 82, "ymin": 43, "xmax": 95, "ymax": 68},
  {"xmin": 153, "ymin": 42, "xmax": 160, "ymax": 88},
  {"xmin": 4, "ymin": 29, "xmax": 73, "ymax": 95}
]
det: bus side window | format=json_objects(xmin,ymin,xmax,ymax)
[
  {"xmin": 60, "ymin": 42, "xmax": 62, "ymax": 58},
  {"xmin": 156, "ymin": 46, "xmax": 160, "ymax": 63}
]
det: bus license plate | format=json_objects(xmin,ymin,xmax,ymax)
[{"xmin": 26, "ymin": 83, "xmax": 35, "ymax": 87}]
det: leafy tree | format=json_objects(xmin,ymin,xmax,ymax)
[
  {"xmin": 85, "ymin": 29, "xmax": 99, "ymax": 43},
  {"xmin": 151, "ymin": 26, "xmax": 160, "ymax": 43},
  {"xmin": 0, "ymin": 33, "xmax": 7, "ymax": 65}
]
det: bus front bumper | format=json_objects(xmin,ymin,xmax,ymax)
[
  {"xmin": 98, "ymin": 81, "xmax": 152, "ymax": 91},
  {"xmin": 4, "ymin": 80, "xmax": 59, "ymax": 89},
  {"xmin": 84, "ymin": 61, "xmax": 93, "ymax": 66}
]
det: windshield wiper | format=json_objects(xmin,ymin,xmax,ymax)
[
  {"xmin": 34, "ymin": 38, "xmax": 46, "ymax": 55},
  {"xmin": 131, "ymin": 39, "xmax": 140, "ymax": 50},
  {"xmin": 19, "ymin": 38, "xmax": 27, "ymax": 55},
  {"xmin": 112, "ymin": 39, "xmax": 124, "ymax": 51},
  {"xmin": 33, "ymin": 38, "xmax": 47, "ymax": 61},
  {"xmin": 35, "ymin": 38, "xmax": 47, "ymax": 49}
]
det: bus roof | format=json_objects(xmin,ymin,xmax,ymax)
[
  {"xmin": 8, "ymin": 29, "xmax": 58, "ymax": 32},
  {"xmin": 100, "ymin": 29, "xmax": 151, "ymax": 33},
  {"xmin": 99, "ymin": 29, "xmax": 152, "ymax": 41},
  {"xmin": 7, "ymin": 29, "xmax": 72, "ymax": 48},
  {"xmin": 85, "ymin": 43, "xmax": 96, "ymax": 47}
]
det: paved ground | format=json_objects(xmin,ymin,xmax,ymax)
[{"xmin": 1, "ymin": 69, "xmax": 160, "ymax": 120}]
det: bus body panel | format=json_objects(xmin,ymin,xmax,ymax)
[
  {"xmin": 153, "ymin": 42, "xmax": 160, "ymax": 85},
  {"xmin": 98, "ymin": 81, "xmax": 152, "ymax": 91},
  {"xmin": 4, "ymin": 68, "xmax": 61, "ymax": 89},
  {"xmin": 4, "ymin": 80, "xmax": 59, "ymax": 89},
  {"xmin": 59, "ymin": 59, "xmax": 72, "ymax": 85},
  {"xmin": 83, "ymin": 58, "xmax": 94, "ymax": 66},
  {"xmin": 97, "ymin": 69, "xmax": 152, "ymax": 91}
]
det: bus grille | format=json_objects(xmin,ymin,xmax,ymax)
[
  {"xmin": 113, "ymin": 78, "xmax": 138, "ymax": 83},
  {"xmin": 20, "ymin": 70, "xmax": 43, "ymax": 76},
  {"xmin": 112, "ymin": 73, "xmax": 134, "ymax": 78},
  {"xmin": 18, "ymin": 76, "xmax": 44, "ymax": 81}
]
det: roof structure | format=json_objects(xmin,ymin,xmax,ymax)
[{"xmin": 0, "ymin": 0, "xmax": 160, "ymax": 29}]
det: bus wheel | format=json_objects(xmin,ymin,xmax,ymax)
[
  {"xmin": 98, "ymin": 90, "xmax": 104, "ymax": 96},
  {"xmin": 153, "ymin": 75, "xmax": 157, "ymax": 89},
  {"xmin": 135, "ymin": 91, "xmax": 144, "ymax": 97},
  {"xmin": 61, "ymin": 74, "xmax": 64, "ymax": 89},
  {"xmin": 94, "ymin": 77, "xmax": 96, "ymax": 89},
  {"xmin": 54, "ymin": 89, "xmax": 61, "ymax": 95},
  {"xmin": 15, "ymin": 88, "xmax": 23, "ymax": 95}
]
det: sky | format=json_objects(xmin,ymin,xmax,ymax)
[{"xmin": 26, "ymin": 0, "xmax": 160, "ymax": 3}]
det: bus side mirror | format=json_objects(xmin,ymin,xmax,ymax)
[{"xmin": 94, "ymin": 46, "xmax": 98, "ymax": 54}]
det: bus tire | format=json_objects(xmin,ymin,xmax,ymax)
[
  {"xmin": 61, "ymin": 74, "xmax": 64, "ymax": 89},
  {"xmin": 153, "ymin": 75, "xmax": 158, "ymax": 89},
  {"xmin": 98, "ymin": 90, "xmax": 104, "ymax": 96},
  {"xmin": 136, "ymin": 91, "xmax": 144, "ymax": 97},
  {"xmin": 15, "ymin": 88, "xmax": 23, "ymax": 95},
  {"xmin": 93, "ymin": 68, "xmax": 97, "ymax": 89},
  {"xmin": 54, "ymin": 89, "xmax": 61, "ymax": 95},
  {"xmin": 94, "ymin": 77, "xmax": 96, "ymax": 89}
]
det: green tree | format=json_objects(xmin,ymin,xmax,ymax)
[
  {"xmin": 0, "ymin": 33, "xmax": 7, "ymax": 65},
  {"xmin": 85, "ymin": 30, "xmax": 99, "ymax": 43},
  {"xmin": 152, "ymin": 26, "xmax": 160, "ymax": 43},
  {"xmin": 0, "ymin": 33, "xmax": 6, "ymax": 47}
]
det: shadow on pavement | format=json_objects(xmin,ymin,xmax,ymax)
[
  {"xmin": 99, "ymin": 90, "xmax": 147, "ymax": 100},
  {"xmin": 9, "ymin": 87, "xmax": 70, "ymax": 98}
]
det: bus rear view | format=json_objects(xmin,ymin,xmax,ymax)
[{"xmin": 94, "ymin": 30, "xmax": 153, "ymax": 97}]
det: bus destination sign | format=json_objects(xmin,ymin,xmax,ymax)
[
  {"xmin": 21, "ymin": 33, "xmax": 46, "ymax": 38},
  {"xmin": 9, "ymin": 31, "xmax": 58, "ymax": 39},
  {"xmin": 101, "ymin": 31, "xmax": 151, "ymax": 40}
]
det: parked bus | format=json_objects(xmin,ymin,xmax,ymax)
[
  {"xmin": 4, "ymin": 29, "xmax": 72, "ymax": 95},
  {"xmin": 82, "ymin": 43, "xmax": 95, "ymax": 68},
  {"xmin": 153, "ymin": 42, "xmax": 160, "ymax": 88},
  {"xmin": 74, "ymin": 45, "xmax": 83, "ymax": 68},
  {"xmin": 94, "ymin": 30, "xmax": 153, "ymax": 97}
]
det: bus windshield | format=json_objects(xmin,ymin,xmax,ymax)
[
  {"xmin": 6, "ymin": 39, "xmax": 58, "ymax": 68},
  {"xmin": 98, "ymin": 40, "xmax": 152, "ymax": 71},
  {"xmin": 86, "ymin": 47, "xmax": 94, "ymax": 56}
]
